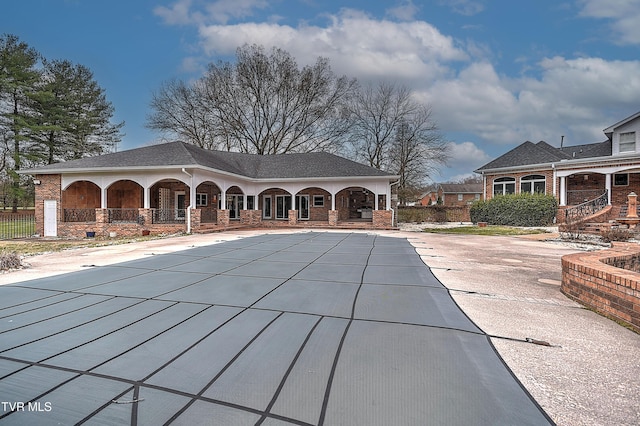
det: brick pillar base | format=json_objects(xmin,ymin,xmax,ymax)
[
  {"xmin": 190, "ymin": 208, "xmax": 201, "ymax": 231},
  {"xmin": 240, "ymin": 210, "xmax": 262, "ymax": 226},
  {"xmin": 217, "ymin": 209, "xmax": 230, "ymax": 226},
  {"xmin": 288, "ymin": 210, "xmax": 298, "ymax": 225},
  {"xmin": 328, "ymin": 210, "xmax": 338, "ymax": 226},
  {"xmin": 372, "ymin": 210, "xmax": 393, "ymax": 229}
]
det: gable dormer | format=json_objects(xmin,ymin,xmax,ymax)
[{"xmin": 604, "ymin": 110, "xmax": 640, "ymax": 155}]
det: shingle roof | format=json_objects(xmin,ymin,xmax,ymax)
[
  {"xmin": 438, "ymin": 183, "xmax": 483, "ymax": 194},
  {"xmin": 475, "ymin": 140, "xmax": 612, "ymax": 172},
  {"xmin": 23, "ymin": 141, "xmax": 394, "ymax": 179}
]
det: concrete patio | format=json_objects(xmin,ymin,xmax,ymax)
[{"xmin": 0, "ymin": 229, "xmax": 638, "ymax": 425}]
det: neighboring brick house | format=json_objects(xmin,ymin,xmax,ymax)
[
  {"xmin": 21, "ymin": 141, "xmax": 399, "ymax": 238},
  {"xmin": 418, "ymin": 189, "xmax": 437, "ymax": 206},
  {"xmin": 475, "ymin": 110, "xmax": 640, "ymax": 222},
  {"xmin": 436, "ymin": 183, "xmax": 482, "ymax": 206},
  {"xmin": 418, "ymin": 184, "xmax": 482, "ymax": 206}
]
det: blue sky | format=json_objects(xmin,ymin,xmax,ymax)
[{"xmin": 3, "ymin": 0, "xmax": 640, "ymax": 182}]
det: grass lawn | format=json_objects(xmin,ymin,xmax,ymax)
[
  {"xmin": 0, "ymin": 217, "xmax": 35, "ymax": 239},
  {"xmin": 0, "ymin": 235, "xmax": 168, "ymax": 257},
  {"xmin": 421, "ymin": 225, "xmax": 551, "ymax": 236}
]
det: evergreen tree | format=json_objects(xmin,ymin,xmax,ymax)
[{"xmin": 0, "ymin": 34, "xmax": 40, "ymax": 211}]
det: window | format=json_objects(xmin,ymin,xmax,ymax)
[
  {"xmin": 614, "ymin": 173, "xmax": 629, "ymax": 186},
  {"xmin": 493, "ymin": 177, "xmax": 515, "ymax": 196},
  {"xmin": 620, "ymin": 132, "xmax": 636, "ymax": 153},
  {"xmin": 520, "ymin": 175, "xmax": 546, "ymax": 194},
  {"xmin": 457, "ymin": 194, "xmax": 464, "ymax": 201},
  {"xmin": 263, "ymin": 195, "xmax": 272, "ymax": 219},
  {"xmin": 276, "ymin": 195, "xmax": 291, "ymax": 219},
  {"xmin": 247, "ymin": 196, "xmax": 255, "ymax": 210},
  {"xmin": 296, "ymin": 195, "xmax": 309, "ymax": 220},
  {"xmin": 313, "ymin": 195, "xmax": 324, "ymax": 207},
  {"xmin": 475, "ymin": 194, "xmax": 480, "ymax": 200},
  {"xmin": 195, "ymin": 193, "xmax": 208, "ymax": 207}
]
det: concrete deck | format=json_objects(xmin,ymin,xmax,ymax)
[{"xmin": 0, "ymin": 229, "xmax": 638, "ymax": 425}]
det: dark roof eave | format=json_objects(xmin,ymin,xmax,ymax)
[
  {"xmin": 474, "ymin": 161, "xmax": 556, "ymax": 174},
  {"xmin": 20, "ymin": 164, "xmax": 398, "ymax": 182}
]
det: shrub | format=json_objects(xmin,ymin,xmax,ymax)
[
  {"xmin": 470, "ymin": 193, "xmax": 558, "ymax": 227},
  {"xmin": 0, "ymin": 251, "xmax": 22, "ymax": 270},
  {"xmin": 600, "ymin": 227, "xmax": 633, "ymax": 243}
]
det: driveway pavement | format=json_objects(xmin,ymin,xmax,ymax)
[{"xmin": 0, "ymin": 229, "xmax": 639, "ymax": 425}]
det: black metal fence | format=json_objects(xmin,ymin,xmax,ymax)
[
  {"xmin": 64, "ymin": 208, "xmax": 96, "ymax": 222},
  {"xmin": 107, "ymin": 208, "xmax": 141, "ymax": 223},
  {"xmin": 0, "ymin": 214, "xmax": 35, "ymax": 239},
  {"xmin": 564, "ymin": 190, "xmax": 608, "ymax": 223},
  {"xmin": 152, "ymin": 209, "xmax": 186, "ymax": 224}
]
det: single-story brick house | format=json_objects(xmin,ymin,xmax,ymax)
[
  {"xmin": 418, "ymin": 183, "xmax": 482, "ymax": 206},
  {"xmin": 474, "ymin": 110, "xmax": 640, "ymax": 223},
  {"xmin": 21, "ymin": 141, "xmax": 400, "ymax": 238}
]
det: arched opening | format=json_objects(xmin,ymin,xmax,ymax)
[
  {"xmin": 493, "ymin": 177, "xmax": 515, "ymax": 196},
  {"xmin": 335, "ymin": 186, "xmax": 376, "ymax": 222},
  {"xmin": 107, "ymin": 180, "xmax": 143, "ymax": 208},
  {"xmin": 295, "ymin": 187, "xmax": 331, "ymax": 221},
  {"xmin": 258, "ymin": 188, "xmax": 292, "ymax": 220},
  {"xmin": 520, "ymin": 174, "xmax": 546, "ymax": 194},
  {"xmin": 62, "ymin": 180, "xmax": 100, "ymax": 222},
  {"xmin": 150, "ymin": 179, "xmax": 190, "ymax": 223},
  {"xmin": 224, "ymin": 185, "xmax": 245, "ymax": 220},
  {"xmin": 196, "ymin": 181, "xmax": 221, "ymax": 223},
  {"xmin": 106, "ymin": 180, "xmax": 144, "ymax": 223}
]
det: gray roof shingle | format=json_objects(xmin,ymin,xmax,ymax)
[
  {"xmin": 438, "ymin": 183, "xmax": 482, "ymax": 194},
  {"xmin": 24, "ymin": 141, "xmax": 394, "ymax": 179},
  {"xmin": 475, "ymin": 140, "xmax": 612, "ymax": 172}
]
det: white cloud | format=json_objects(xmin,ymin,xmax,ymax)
[
  {"xmin": 203, "ymin": 0, "xmax": 269, "ymax": 24},
  {"xmin": 154, "ymin": 0, "xmax": 269, "ymax": 25},
  {"xmin": 158, "ymin": 2, "xmax": 640, "ymax": 180},
  {"xmin": 386, "ymin": 1, "xmax": 420, "ymax": 21},
  {"xmin": 578, "ymin": 0, "xmax": 640, "ymax": 44},
  {"xmin": 197, "ymin": 9, "xmax": 468, "ymax": 84},
  {"xmin": 439, "ymin": 0, "xmax": 485, "ymax": 16},
  {"xmin": 154, "ymin": 0, "xmax": 196, "ymax": 25}
]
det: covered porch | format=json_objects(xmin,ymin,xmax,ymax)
[{"xmin": 37, "ymin": 171, "xmax": 395, "ymax": 238}]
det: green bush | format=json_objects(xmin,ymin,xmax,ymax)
[{"xmin": 470, "ymin": 193, "xmax": 557, "ymax": 226}]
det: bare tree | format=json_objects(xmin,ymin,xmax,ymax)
[
  {"xmin": 348, "ymin": 82, "xmax": 414, "ymax": 170},
  {"xmin": 148, "ymin": 44, "xmax": 357, "ymax": 154},
  {"xmin": 147, "ymin": 78, "xmax": 227, "ymax": 150},
  {"xmin": 349, "ymin": 82, "xmax": 450, "ymax": 200}
]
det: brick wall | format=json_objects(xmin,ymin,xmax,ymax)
[
  {"xmin": 372, "ymin": 210, "xmax": 393, "ymax": 229},
  {"xmin": 483, "ymin": 170, "xmax": 555, "ymax": 201},
  {"xmin": 35, "ymin": 174, "xmax": 62, "ymax": 236},
  {"xmin": 561, "ymin": 243, "xmax": 640, "ymax": 333}
]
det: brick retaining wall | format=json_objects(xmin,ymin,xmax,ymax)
[{"xmin": 561, "ymin": 243, "xmax": 640, "ymax": 333}]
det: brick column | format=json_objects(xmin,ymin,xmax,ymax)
[
  {"xmin": 288, "ymin": 210, "xmax": 298, "ymax": 225},
  {"xmin": 240, "ymin": 209, "xmax": 261, "ymax": 226},
  {"xmin": 190, "ymin": 208, "xmax": 201, "ymax": 231},
  {"xmin": 138, "ymin": 208, "xmax": 152, "ymax": 227},
  {"xmin": 34, "ymin": 174, "xmax": 62, "ymax": 237},
  {"xmin": 328, "ymin": 210, "xmax": 338, "ymax": 226},
  {"xmin": 372, "ymin": 210, "xmax": 393, "ymax": 229},
  {"xmin": 217, "ymin": 209, "xmax": 230, "ymax": 227}
]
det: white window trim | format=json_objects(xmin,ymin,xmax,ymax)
[
  {"xmin": 262, "ymin": 195, "xmax": 272, "ymax": 219},
  {"xmin": 614, "ymin": 173, "xmax": 629, "ymax": 187},
  {"xmin": 195, "ymin": 192, "xmax": 208, "ymax": 207},
  {"xmin": 313, "ymin": 195, "xmax": 324, "ymax": 207},
  {"xmin": 520, "ymin": 175, "xmax": 546, "ymax": 194},
  {"xmin": 619, "ymin": 132, "xmax": 636, "ymax": 153}
]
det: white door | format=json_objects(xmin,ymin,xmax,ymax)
[{"xmin": 44, "ymin": 200, "xmax": 57, "ymax": 237}]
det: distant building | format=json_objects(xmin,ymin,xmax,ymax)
[{"xmin": 419, "ymin": 183, "xmax": 483, "ymax": 206}]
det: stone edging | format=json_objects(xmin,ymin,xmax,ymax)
[{"xmin": 561, "ymin": 242, "xmax": 640, "ymax": 333}]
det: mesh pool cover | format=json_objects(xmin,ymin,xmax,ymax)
[{"xmin": 0, "ymin": 232, "xmax": 553, "ymax": 425}]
